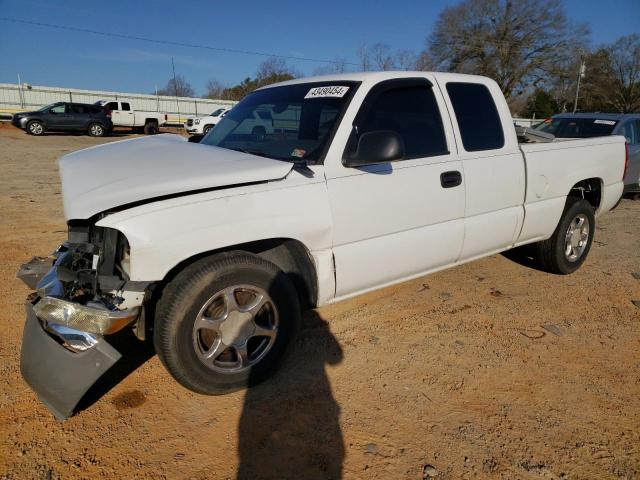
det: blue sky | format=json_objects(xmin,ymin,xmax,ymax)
[{"xmin": 0, "ymin": 0, "xmax": 638, "ymax": 96}]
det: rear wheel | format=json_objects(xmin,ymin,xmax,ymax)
[
  {"xmin": 87, "ymin": 123, "xmax": 105, "ymax": 137},
  {"xmin": 535, "ymin": 198, "xmax": 595, "ymax": 274},
  {"xmin": 154, "ymin": 251, "xmax": 300, "ymax": 394},
  {"xmin": 27, "ymin": 120, "xmax": 44, "ymax": 136},
  {"xmin": 144, "ymin": 122, "xmax": 159, "ymax": 135}
]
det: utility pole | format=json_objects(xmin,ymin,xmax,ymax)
[
  {"xmin": 572, "ymin": 60, "xmax": 586, "ymax": 113},
  {"xmin": 171, "ymin": 57, "xmax": 180, "ymax": 123},
  {"xmin": 17, "ymin": 73, "xmax": 24, "ymax": 108}
]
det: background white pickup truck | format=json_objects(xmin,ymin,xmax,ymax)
[
  {"xmin": 184, "ymin": 107, "xmax": 230, "ymax": 135},
  {"xmin": 19, "ymin": 71, "xmax": 625, "ymax": 419},
  {"xmin": 95, "ymin": 100, "xmax": 167, "ymax": 134}
]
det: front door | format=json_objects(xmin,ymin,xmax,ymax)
[
  {"xmin": 46, "ymin": 103, "xmax": 71, "ymax": 130},
  {"xmin": 326, "ymin": 77, "xmax": 465, "ymax": 298}
]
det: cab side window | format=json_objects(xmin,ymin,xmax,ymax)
[
  {"xmin": 50, "ymin": 104, "xmax": 66, "ymax": 114},
  {"xmin": 352, "ymin": 86, "xmax": 448, "ymax": 159},
  {"xmin": 69, "ymin": 104, "xmax": 86, "ymax": 114},
  {"xmin": 104, "ymin": 102, "xmax": 118, "ymax": 110},
  {"xmin": 121, "ymin": 102, "xmax": 131, "ymax": 111},
  {"xmin": 446, "ymin": 82, "xmax": 505, "ymax": 152}
]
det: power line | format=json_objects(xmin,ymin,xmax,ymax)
[{"xmin": 0, "ymin": 16, "xmax": 359, "ymax": 67}]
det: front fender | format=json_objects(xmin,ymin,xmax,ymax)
[{"xmin": 95, "ymin": 175, "xmax": 332, "ymax": 282}]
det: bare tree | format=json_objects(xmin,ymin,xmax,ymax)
[
  {"xmin": 312, "ymin": 58, "xmax": 349, "ymax": 75},
  {"xmin": 395, "ymin": 49, "xmax": 418, "ymax": 71},
  {"xmin": 356, "ymin": 43, "xmax": 371, "ymax": 72},
  {"xmin": 605, "ymin": 34, "xmax": 640, "ymax": 112},
  {"xmin": 157, "ymin": 74, "xmax": 195, "ymax": 97},
  {"xmin": 256, "ymin": 57, "xmax": 299, "ymax": 80},
  {"xmin": 204, "ymin": 79, "xmax": 226, "ymax": 99},
  {"xmin": 370, "ymin": 43, "xmax": 395, "ymax": 71},
  {"xmin": 426, "ymin": 0, "xmax": 588, "ymax": 100},
  {"xmin": 415, "ymin": 51, "xmax": 435, "ymax": 71}
]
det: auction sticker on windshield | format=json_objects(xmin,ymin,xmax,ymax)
[
  {"xmin": 594, "ymin": 120, "xmax": 616, "ymax": 125},
  {"xmin": 304, "ymin": 86, "xmax": 350, "ymax": 99}
]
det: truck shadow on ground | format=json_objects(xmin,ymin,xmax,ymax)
[
  {"xmin": 236, "ymin": 309, "xmax": 345, "ymax": 480},
  {"xmin": 500, "ymin": 243, "xmax": 544, "ymax": 271},
  {"xmin": 74, "ymin": 307, "xmax": 346, "ymax": 480}
]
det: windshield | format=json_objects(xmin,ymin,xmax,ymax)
[
  {"xmin": 201, "ymin": 81, "xmax": 358, "ymax": 162},
  {"xmin": 535, "ymin": 117, "xmax": 618, "ymax": 138},
  {"xmin": 38, "ymin": 102, "xmax": 64, "ymax": 112},
  {"xmin": 210, "ymin": 108, "xmax": 226, "ymax": 117}
]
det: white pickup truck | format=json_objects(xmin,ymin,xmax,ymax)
[
  {"xmin": 184, "ymin": 107, "xmax": 230, "ymax": 135},
  {"xmin": 18, "ymin": 72, "xmax": 625, "ymax": 419},
  {"xmin": 95, "ymin": 100, "xmax": 167, "ymax": 134}
]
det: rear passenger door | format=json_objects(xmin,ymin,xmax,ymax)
[
  {"xmin": 326, "ymin": 77, "xmax": 465, "ymax": 297},
  {"xmin": 439, "ymin": 80, "xmax": 526, "ymax": 260},
  {"xmin": 67, "ymin": 104, "xmax": 90, "ymax": 130}
]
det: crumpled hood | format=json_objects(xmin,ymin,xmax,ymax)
[{"xmin": 59, "ymin": 134, "xmax": 293, "ymax": 219}]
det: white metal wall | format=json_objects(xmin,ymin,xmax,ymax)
[{"xmin": 0, "ymin": 83, "xmax": 236, "ymax": 123}]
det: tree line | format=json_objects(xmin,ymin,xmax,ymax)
[{"xmin": 155, "ymin": 0, "xmax": 640, "ymax": 116}]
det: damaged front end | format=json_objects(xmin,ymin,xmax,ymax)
[{"xmin": 17, "ymin": 222, "xmax": 149, "ymax": 420}]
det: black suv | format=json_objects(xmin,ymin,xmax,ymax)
[{"xmin": 11, "ymin": 102, "xmax": 113, "ymax": 137}]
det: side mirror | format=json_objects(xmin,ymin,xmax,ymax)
[{"xmin": 343, "ymin": 130, "xmax": 404, "ymax": 168}]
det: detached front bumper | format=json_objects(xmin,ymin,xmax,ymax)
[
  {"xmin": 20, "ymin": 301, "xmax": 121, "ymax": 420},
  {"xmin": 17, "ymin": 255, "xmax": 140, "ymax": 419}
]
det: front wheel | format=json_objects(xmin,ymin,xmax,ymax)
[
  {"xmin": 202, "ymin": 124, "xmax": 213, "ymax": 135},
  {"xmin": 535, "ymin": 198, "xmax": 595, "ymax": 274},
  {"xmin": 153, "ymin": 251, "xmax": 300, "ymax": 394},
  {"xmin": 27, "ymin": 120, "xmax": 45, "ymax": 136}
]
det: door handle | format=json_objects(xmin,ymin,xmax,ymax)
[{"xmin": 440, "ymin": 171, "xmax": 462, "ymax": 188}]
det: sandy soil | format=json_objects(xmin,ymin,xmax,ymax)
[{"xmin": 0, "ymin": 125, "xmax": 638, "ymax": 479}]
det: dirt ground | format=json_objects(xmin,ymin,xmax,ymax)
[{"xmin": 0, "ymin": 124, "xmax": 638, "ymax": 480}]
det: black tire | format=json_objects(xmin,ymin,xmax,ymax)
[
  {"xmin": 153, "ymin": 251, "xmax": 301, "ymax": 394},
  {"xmin": 144, "ymin": 122, "xmax": 159, "ymax": 135},
  {"xmin": 87, "ymin": 123, "xmax": 105, "ymax": 137},
  {"xmin": 203, "ymin": 124, "xmax": 213, "ymax": 135},
  {"xmin": 26, "ymin": 120, "xmax": 45, "ymax": 136},
  {"xmin": 535, "ymin": 198, "xmax": 595, "ymax": 274}
]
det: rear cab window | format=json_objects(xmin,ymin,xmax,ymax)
[{"xmin": 446, "ymin": 82, "xmax": 505, "ymax": 152}]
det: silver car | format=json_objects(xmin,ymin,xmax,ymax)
[{"xmin": 535, "ymin": 113, "xmax": 640, "ymax": 193}]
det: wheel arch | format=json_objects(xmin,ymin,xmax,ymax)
[
  {"xmin": 155, "ymin": 237, "xmax": 319, "ymax": 310},
  {"xmin": 27, "ymin": 117, "xmax": 47, "ymax": 129},
  {"xmin": 567, "ymin": 177, "xmax": 602, "ymax": 212}
]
